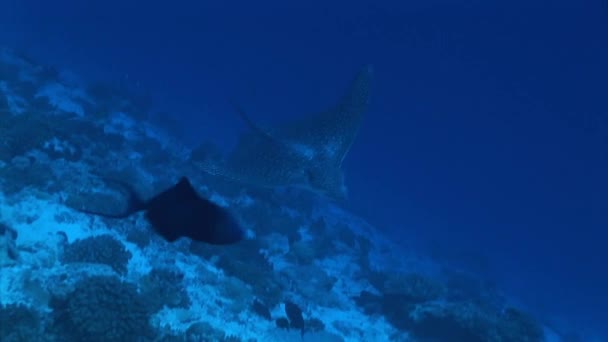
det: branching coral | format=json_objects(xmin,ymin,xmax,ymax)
[
  {"xmin": 0, "ymin": 304, "xmax": 46, "ymax": 341},
  {"xmin": 61, "ymin": 235, "xmax": 132, "ymax": 275},
  {"xmin": 50, "ymin": 276, "xmax": 155, "ymax": 341}
]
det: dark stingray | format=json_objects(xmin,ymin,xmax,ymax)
[{"xmin": 77, "ymin": 177, "xmax": 244, "ymax": 245}]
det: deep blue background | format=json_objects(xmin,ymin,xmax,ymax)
[{"xmin": 2, "ymin": 0, "xmax": 607, "ymax": 336}]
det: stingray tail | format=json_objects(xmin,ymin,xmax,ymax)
[{"xmin": 229, "ymin": 99, "xmax": 282, "ymax": 144}]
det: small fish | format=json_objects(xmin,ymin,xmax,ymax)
[{"xmin": 77, "ymin": 177, "xmax": 244, "ymax": 245}]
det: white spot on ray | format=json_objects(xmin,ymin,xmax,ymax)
[
  {"xmin": 290, "ymin": 143, "xmax": 316, "ymax": 160},
  {"xmin": 323, "ymin": 141, "xmax": 341, "ymax": 160}
]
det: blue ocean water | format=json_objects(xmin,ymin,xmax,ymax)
[{"xmin": 1, "ymin": 0, "xmax": 606, "ymax": 340}]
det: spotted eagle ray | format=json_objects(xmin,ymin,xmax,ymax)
[{"xmin": 199, "ymin": 65, "xmax": 372, "ymax": 199}]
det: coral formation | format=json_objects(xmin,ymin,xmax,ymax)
[
  {"xmin": 405, "ymin": 301, "xmax": 544, "ymax": 342},
  {"xmin": 140, "ymin": 267, "xmax": 191, "ymax": 311},
  {"xmin": 0, "ymin": 304, "xmax": 46, "ymax": 341},
  {"xmin": 211, "ymin": 240, "xmax": 282, "ymax": 306},
  {"xmin": 50, "ymin": 276, "xmax": 154, "ymax": 341},
  {"xmin": 61, "ymin": 235, "xmax": 132, "ymax": 275},
  {"xmin": 0, "ymin": 222, "xmax": 19, "ymax": 266}
]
